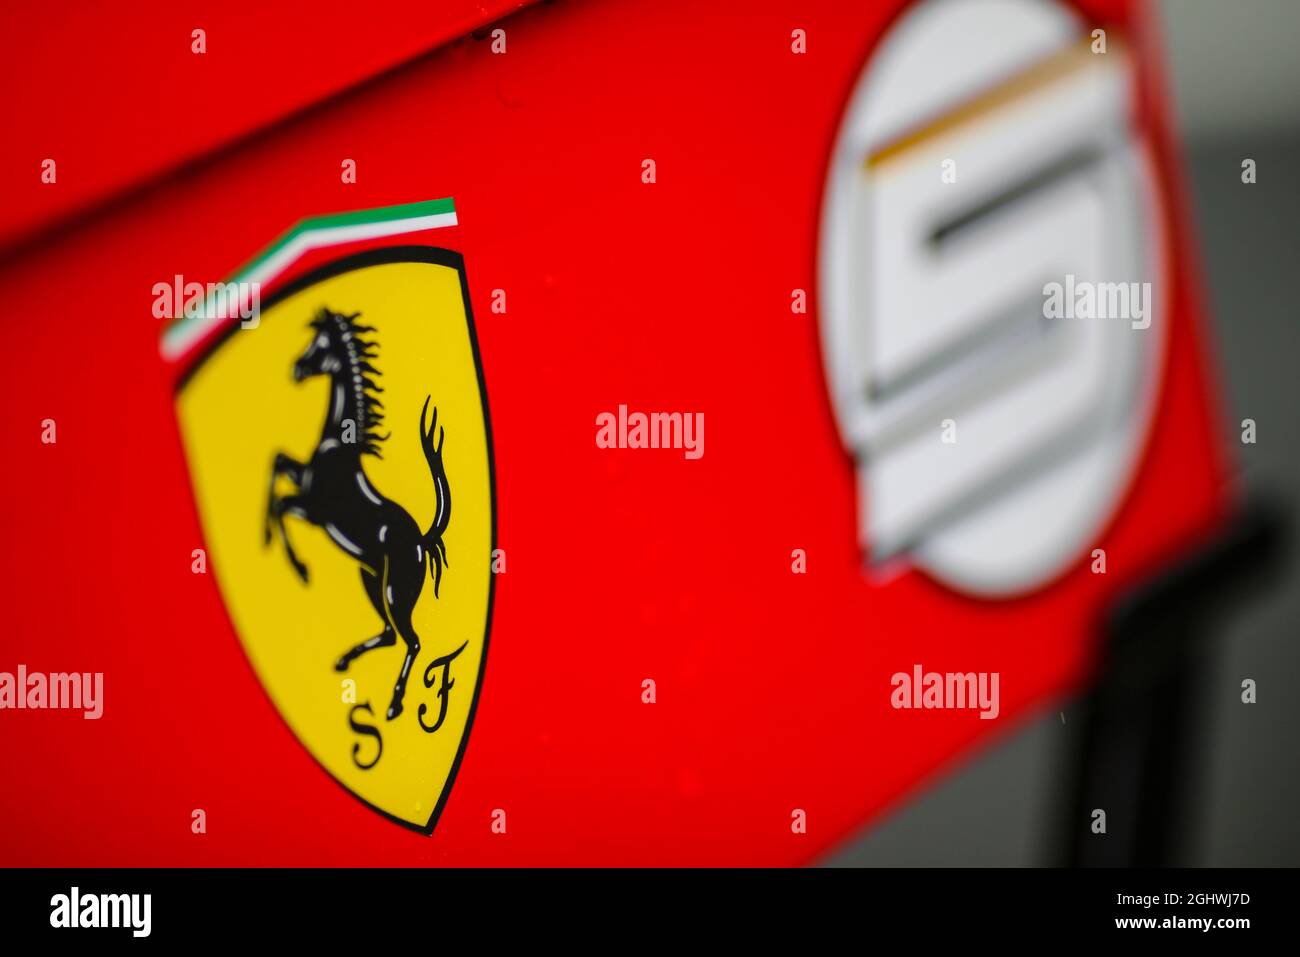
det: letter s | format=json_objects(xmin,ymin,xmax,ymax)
[{"xmin": 349, "ymin": 702, "xmax": 383, "ymax": 770}]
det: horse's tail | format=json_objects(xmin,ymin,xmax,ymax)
[{"xmin": 419, "ymin": 396, "xmax": 451, "ymax": 598}]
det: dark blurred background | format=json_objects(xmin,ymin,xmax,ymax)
[{"xmin": 826, "ymin": 0, "xmax": 1300, "ymax": 867}]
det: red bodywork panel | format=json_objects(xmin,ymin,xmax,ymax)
[
  {"xmin": 0, "ymin": 0, "xmax": 530, "ymax": 252},
  {"xmin": 0, "ymin": 0, "xmax": 1231, "ymax": 865}
]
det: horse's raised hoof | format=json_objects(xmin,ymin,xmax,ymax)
[
  {"xmin": 333, "ymin": 656, "xmax": 350, "ymax": 673},
  {"xmin": 386, "ymin": 700, "xmax": 403, "ymax": 721}
]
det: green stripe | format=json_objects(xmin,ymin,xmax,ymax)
[
  {"xmin": 301, "ymin": 197, "xmax": 455, "ymax": 231},
  {"xmin": 240, "ymin": 197, "xmax": 457, "ymax": 276}
]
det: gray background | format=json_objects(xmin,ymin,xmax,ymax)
[{"xmin": 825, "ymin": 0, "xmax": 1300, "ymax": 867}]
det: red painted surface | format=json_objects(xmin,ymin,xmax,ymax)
[
  {"xmin": 0, "ymin": 0, "xmax": 1231, "ymax": 865},
  {"xmin": 0, "ymin": 0, "xmax": 531, "ymax": 252}
]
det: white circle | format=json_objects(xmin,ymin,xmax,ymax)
[{"xmin": 818, "ymin": 0, "xmax": 1167, "ymax": 596}]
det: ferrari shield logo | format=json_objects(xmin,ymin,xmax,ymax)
[{"xmin": 174, "ymin": 239, "xmax": 494, "ymax": 832}]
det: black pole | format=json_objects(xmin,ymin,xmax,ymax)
[{"xmin": 1060, "ymin": 496, "xmax": 1287, "ymax": 866}]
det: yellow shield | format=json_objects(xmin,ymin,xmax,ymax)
[{"xmin": 176, "ymin": 247, "xmax": 493, "ymax": 831}]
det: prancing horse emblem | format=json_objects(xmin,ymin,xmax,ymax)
[{"xmin": 264, "ymin": 307, "xmax": 451, "ymax": 721}]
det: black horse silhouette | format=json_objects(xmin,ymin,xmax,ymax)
[{"xmin": 264, "ymin": 308, "xmax": 450, "ymax": 721}]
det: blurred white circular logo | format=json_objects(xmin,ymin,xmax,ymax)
[{"xmin": 819, "ymin": 0, "xmax": 1167, "ymax": 595}]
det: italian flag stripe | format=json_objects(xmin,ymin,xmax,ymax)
[{"xmin": 160, "ymin": 198, "xmax": 457, "ymax": 361}]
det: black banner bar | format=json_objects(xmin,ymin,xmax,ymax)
[{"xmin": 0, "ymin": 867, "xmax": 1288, "ymax": 944}]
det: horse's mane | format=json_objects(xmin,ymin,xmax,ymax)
[{"xmin": 311, "ymin": 308, "xmax": 388, "ymax": 457}]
